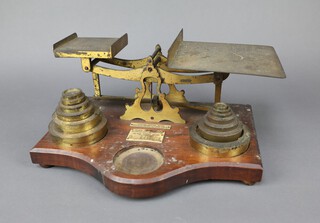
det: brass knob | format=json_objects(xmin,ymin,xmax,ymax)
[
  {"xmin": 49, "ymin": 88, "xmax": 108, "ymax": 147},
  {"xmin": 189, "ymin": 102, "xmax": 250, "ymax": 157}
]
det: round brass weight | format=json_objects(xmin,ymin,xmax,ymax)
[
  {"xmin": 48, "ymin": 88, "xmax": 108, "ymax": 147},
  {"xmin": 189, "ymin": 102, "xmax": 250, "ymax": 157}
]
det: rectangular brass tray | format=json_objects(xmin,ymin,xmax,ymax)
[
  {"xmin": 53, "ymin": 33, "xmax": 128, "ymax": 59},
  {"xmin": 167, "ymin": 30, "xmax": 285, "ymax": 78}
]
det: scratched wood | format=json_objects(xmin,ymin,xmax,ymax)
[{"xmin": 30, "ymin": 98, "xmax": 262, "ymax": 198}]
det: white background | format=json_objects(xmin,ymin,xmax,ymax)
[{"xmin": 1, "ymin": 0, "xmax": 319, "ymax": 222}]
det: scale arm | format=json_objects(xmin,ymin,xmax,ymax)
[
  {"xmin": 95, "ymin": 44, "xmax": 162, "ymax": 69},
  {"xmin": 158, "ymin": 68, "xmax": 215, "ymax": 85},
  {"xmin": 92, "ymin": 65, "xmax": 144, "ymax": 81},
  {"xmin": 91, "ymin": 59, "xmax": 216, "ymax": 86},
  {"xmin": 97, "ymin": 57, "xmax": 150, "ymax": 69}
]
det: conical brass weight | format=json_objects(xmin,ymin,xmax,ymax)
[
  {"xmin": 49, "ymin": 88, "xmax": 108, "ymax": 147},
  {"xmin": 190, "ymin": 102, "xmax": 250, "ymax": 157}
]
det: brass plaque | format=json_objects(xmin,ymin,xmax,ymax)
[
  {"xmin": 130, "ymin": 122, "xmax": 171, "ymax": 130},
  {"xmin": 126, "ymin": 129, "xmax": 165, "ymax": 143}
]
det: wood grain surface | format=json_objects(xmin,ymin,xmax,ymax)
[{"xmin": 30, "ymin": 98, "xmax": 262, "ymax": 198}]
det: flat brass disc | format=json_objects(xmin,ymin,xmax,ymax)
[
  {"xmin": 190, "ymin": 123, "xmax": 250, "ymax": 157},
  {"xmin": 113, "ymin": 147, "xmax": 164, "ymax": 175}
]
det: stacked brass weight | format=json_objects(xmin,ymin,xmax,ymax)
[
  {"xmin": 49, "ymin": 88, "xmax": 108, "ymax": 147},
  {"xmin": 189, "ymin": 102, "xmax": 250, "ymax": 157}
]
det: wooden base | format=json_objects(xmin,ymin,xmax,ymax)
[{"xmin": 30, "ymin": 98, "xmax": 262, "ymax": 198}]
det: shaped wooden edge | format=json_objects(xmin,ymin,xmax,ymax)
[{"xmin": 30, "ymin": 147, "xmax": 262, "ymax": 198}]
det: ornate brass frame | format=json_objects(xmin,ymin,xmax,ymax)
[{"xmin": 53, "ymin": 30, "xmax": 285, "ymax": 123}]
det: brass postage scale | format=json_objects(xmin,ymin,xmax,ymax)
[{"xmin": 30, "ymin": 30, "xmax": 285, "ymax": 198}]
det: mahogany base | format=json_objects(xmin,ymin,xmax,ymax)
[{"xmin": 30, "ymin": 98, "xmax": 263, "ymax": 198}]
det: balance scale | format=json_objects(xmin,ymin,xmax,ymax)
[{"xmin": 30, "ymin": 30, "xmax": 285, "ymax": 198}]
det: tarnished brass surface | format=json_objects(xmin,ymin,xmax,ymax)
[
  {"xmin": 49, "ymin": 88, "xmax": 108, "ymax": 147},
  {"xmin": 121, "ymin": 93, "xmax": 185, "ymax": 123},
  {"xmin": 53, "ymin": 34, "xmax": 219, "ymax": 123},
  {"xmin": 53, "ymin": 33, "xmax": 128, "ymax": 59},
  {"xmin": 113, "ymin": 146, "xmax": 164, "ymax": 175},
  {"xmin": 212, "ymin": 73, "xmax": 229, "ymax": 103},
  {"xmin": 190, "ymin": 102, "xmax": 250, "ymax": 157},
  {"xmin": 126, "ymin": 129, "xmax": 165, "ymax": 144},
  {"xmin": 130, "ymin": 122, "xmax": 171, "ymax": 130},
  {"xmin": 165, "ymin": 84, "xmax": 187, "ymax": 104},
  {"xmin": 118, "ymin": 53, "xmax": 186, "ymax": 123},
  {"xmin": 168, "ymin": 29, "xmax": 286, "ymax": 78},
  {"xmin": 52, "ymin": 32, "xmax": 286, "ymax": 124}
]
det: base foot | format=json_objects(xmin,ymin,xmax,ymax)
[
  {"xmin": 39, "ymin": 164, "xmax": 54, "ymax": 168},
  {"xmin": 242, "ymin": 181, "xmax": 256, "ymax": 186}
]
